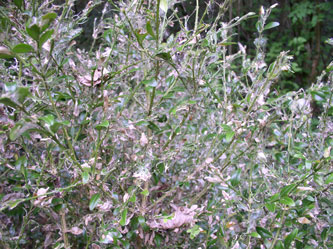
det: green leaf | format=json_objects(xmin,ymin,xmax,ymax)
[
  {"xmin": 40, "ymin": 29, "xmax": 54, "ymax": 46},
  {"xmin": 95, "ymin": 120, "xmax": 109, "ymax": 130},
  {"xmin": 284, "ymin": 228, "xmax": 298, "ymax": 249},
  {"xmin": 265, "ymin": 202, "xmax": 276, "ymax": 212},
  {"xmin": 9, "ymin": 122, "xmax": 35, "ymax": 141},
  {"xmin": 148, "ymin": 121, "xmax": 160, "ymax": 132},
  {"xmin": 89, "ymin": 193, "xmax": 100, "ymax": 211},
  {"xmin": 160, "ymin": 0, "xmax": 168, "ymax": 12},
  {"xmin": 12, "ymin": 43, "xmax": 34, "ymax": 53},
  {"xmin": 17, "ymin": 87, "xmax": 31, "ymax": 103},
  {"xmin": 129, "ymin": 194, "xmax": 136, "ymax": 203},
  {"xmin": 82, "ymin": 171, "xmax": 90, "ymax": 184},
  {"xmin": 0, "ymin": 47, "xmax": 14, "ymax": 58},
  {"xmin": 141, "ymin": 189, "xmax": 149, "ymax": 196},
  {"xmin": 13, "ymin": 0, "xmax": 24, "ymax": 10},
  {"xmin": 42, "ymin": 12, "xmax": 57, "ymax": 21},
  {"xmin": 156, "ymin": 52, "xmax": 172, "ymax": 62},
  {"xmin": 264, "ymin": 21, "xmax": 280, "ymax": 30},
  {"xmin": 142, "ymin": 78, "xmax": 158, "ymax": 87},
  {"xmin": 120, "ymin": 208, "xmax": 128, "ymax": 226},
  {"xmin": 275, "ymin": 240, "xmax": 284, "ymax": 249},
  {"xmin": 187, "ymin": 225, "xmax": 201, "ymax": 239},
  {"xmin": 221, "ymin": 124, "xmax": 234, "ymax": 142},
  {"xmin": 249, "ymin": 232, "xmax": 260, "ymax": 238},
  {"xmin": 146, "ymin": 21, "xmax": 156, "ymax": 39},
  {"xmin": 230, "ymin": 169, "xmax": 241, "ymax": 187},
  {"xmin": 26, "ymin": 24, "xmax": 40, "ymax": 41},
  {"xmin": 134, "ymin": 29, "xmax": 147, "ymax": 46},
  {"xmin": 326, "ymin": 38, "xmax": 333, "ymax": 46},
  {"xmin": 217, "ymin": 42, "xmax": 237, "ymax": 46},
  {"xmin": 256, "ymin": 226, "xmax": 273, "ymax": 239},
  {"xmin": 41, "ymin": 12, "xmax": 57, "ymax": 32},
  {"xmin": 314, "ymin": 174, "xmax": 324, "ymax": 186},
  {"xmin": 280, "ymin": 196, "xmax": 295, "ymax": 206},
  {"xmin": 256, "ymin": 20, "xmax": 263, "ymax": 32},
  {"xmin": 280, "ymin": 184, "xmax": 296, "ymax": 197},
  {"xmin": 40, "ymin": 114, "xmax": 55, "ymax": 126},
  {"xmin": 321, "ymin": 227, "xmax": 328, "ymax": 241},
  {"xmin": 325, "ymin": 173, "xmax": 333, "ymax": 184},
  {"xmin": 0, "ymin": 97, "xmax": 18, "ymax": 109},
  {"xmin": 9, "ymin": 199, "xmax": 24, "ymax": 210}
]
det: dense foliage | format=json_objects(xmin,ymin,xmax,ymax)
[{"xmin": 0, "ymin": 0, "xmax": 332, "ymax": 248}]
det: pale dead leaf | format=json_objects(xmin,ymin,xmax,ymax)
[
  {"xmin": 222, "ymin": 191, "xmax": 231, "ymax": 200},
  {"xmin": 205, "ymin": 176, "xmax": 222, "ymax": 183},
  {"xmin": 91, "ymin": 244, "xmax": 101, "ymax": 249},
  {"xmin": 147, "ymin": 205, "xmax": 196, "ymax": 230},
  {"xmin": 140, "ymin": 133, "xmax": 148, "ymax": 146},
  {"xmin": 73, "ymin": 100, "xmax": 79, "ymax": 117},
  {"xmin": 69, "ymin": 226, "xmax": 84, "ymax": 235},
  {"xmin": 34, "ymin": 188, "xmax": 53, "ymax": 207},
  {"xmin": 0, "ymin": 46, "xmax": 11, "ymax": 56},
  {"xmin": 77, "ymin": 68, "xmax": 109, "ymax": 86},
  {"xmin": 297, "ymin": 217, "xmax": 311, "ymax": 224},
  {"xmin": 98, "ymin": 201, "xmax": 112, "ymax": 212},
  {"xmin": 297, "ymin": 187, "xmax": 315, "ymax": 191},
  {"xmin": 84, "ymin": 215, "xmax": 93, "ymax": 226},
  {"xmin": 103, "ymin": 90, "xmax": 109, "ymax": 111},
  {"xmin": 44, "ymin": 232, "xmax": 53, "ymax": 248},
  {"xmin": 36, "ymin": 187, "xmax": 49, "ymax": 196},
  {"xmin": 42, "ymin": 40, "xmax": 52, "ymax": 52},
  {"xmin": 123, "ymin": 193, "xmax": 129, "ymax": 203}
]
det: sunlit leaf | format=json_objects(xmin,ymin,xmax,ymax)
[
  {"xmin": 141, "ymin": 189, "xmax": 149, "ymax": 196},
  {"xmin": 142, "ymin": 78, "xmax": 158, "ymax": 87},
  {"xmin": 82, "ymin": 171, "xmax": 89, "ymax": 184},
  {"xmin": 89, "ymin": 193, "xmax": 101, "ymax": 211},
  {"xmin": 265, "ymin": 202, "xmax": 276, "ymax": 212},
  {"xmin": 280, "ymin": 196, "xmax": 295, "ymax": 206},
  {"xmin": 187, "ymin": 224, "xmax": 201, "ymax": 239},
  {"xmin": 221, "ymin": 124, "xmax": 234, "ymax": 142},
  {"xmin": 95, "ymin": 120, "xmax": 109, "ymax": 130},
  {"xmin": 325, "ymin": 173, "xmax": 333, "ymax": 184},
  {"xmin": 264, "ymin": 21, "xmax": 280, "ymax": 30},
  {"xmin": 120, "ymin": 208, "xmax": 128, "ymax": 226},
  {"xmin": 42, "ymin": 12, "xmax": 57, "ymax": 21},
  {"xmin": 250, "ymin": 232, "xmax": 260, "ymax": 238},
  {"xmin": 40, "ymin": 114, "xmax": 55, "ymax": 126},
  {"xmin": 160, "ymin": 0, "xmax": 168, "ymax": 12}
]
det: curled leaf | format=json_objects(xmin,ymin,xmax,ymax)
[{"xmin": 147, "ymin": 205, "xmax": 197, "ymax": 230}]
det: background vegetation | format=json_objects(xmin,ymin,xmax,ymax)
[{"xmin": 0, "ymin": 0, "xmax": 332, "ymax": 248}]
